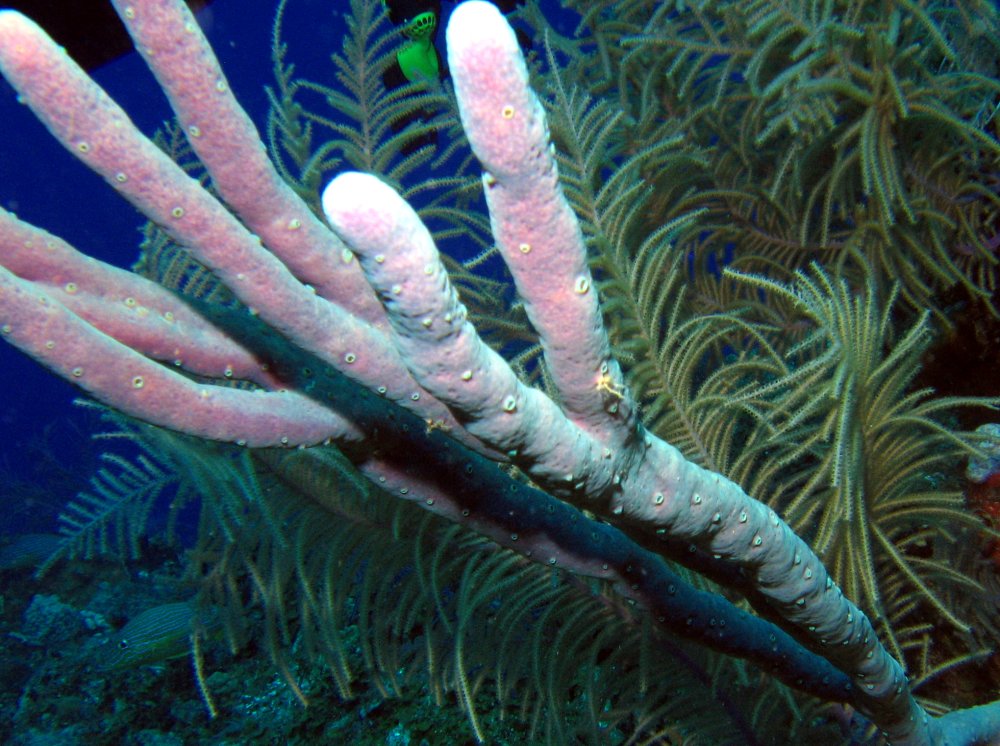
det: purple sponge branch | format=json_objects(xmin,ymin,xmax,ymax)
[
  {"xmin": 0, "ymin": 206, "xmax": 284, "ymax": 389},
  {"xmin": 110, "ymin": 0, "xmax": 388, "ymax": 327},
  {"xmin": 0, "ymin": 6, "xmax": 487, "ymax": 454},
  {"xmin": 324, "ymin": 3, "xmax": 1000, "ymax": 743},
  {"xmin": 0, "ymin": 255, "xmax": 359, "ymax": 445}
]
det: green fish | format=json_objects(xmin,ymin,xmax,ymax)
[
  {"xmin": 0, "ymin": 533, "xmax": 65, "ymax": 571},
  {"xmin": 101, "ymin": 601, "xmax": 210, "ymax": 670}
]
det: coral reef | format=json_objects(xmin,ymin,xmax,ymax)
[{"xmin": 0, "ymin": 0, "xmax": 998, "ymax": 743}]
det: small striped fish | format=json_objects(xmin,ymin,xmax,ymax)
[{"xmin": 101, "ymin": 601, "xmax": 205, "ymax": 670}]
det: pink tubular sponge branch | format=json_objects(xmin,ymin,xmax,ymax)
[
  {"xmin": 0, "ymin": 5, "xmax": 488, "ymax": 453},
  {"xmin": 324, "ymin": 3, "xmax": 1000, "ymax": 743}
]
